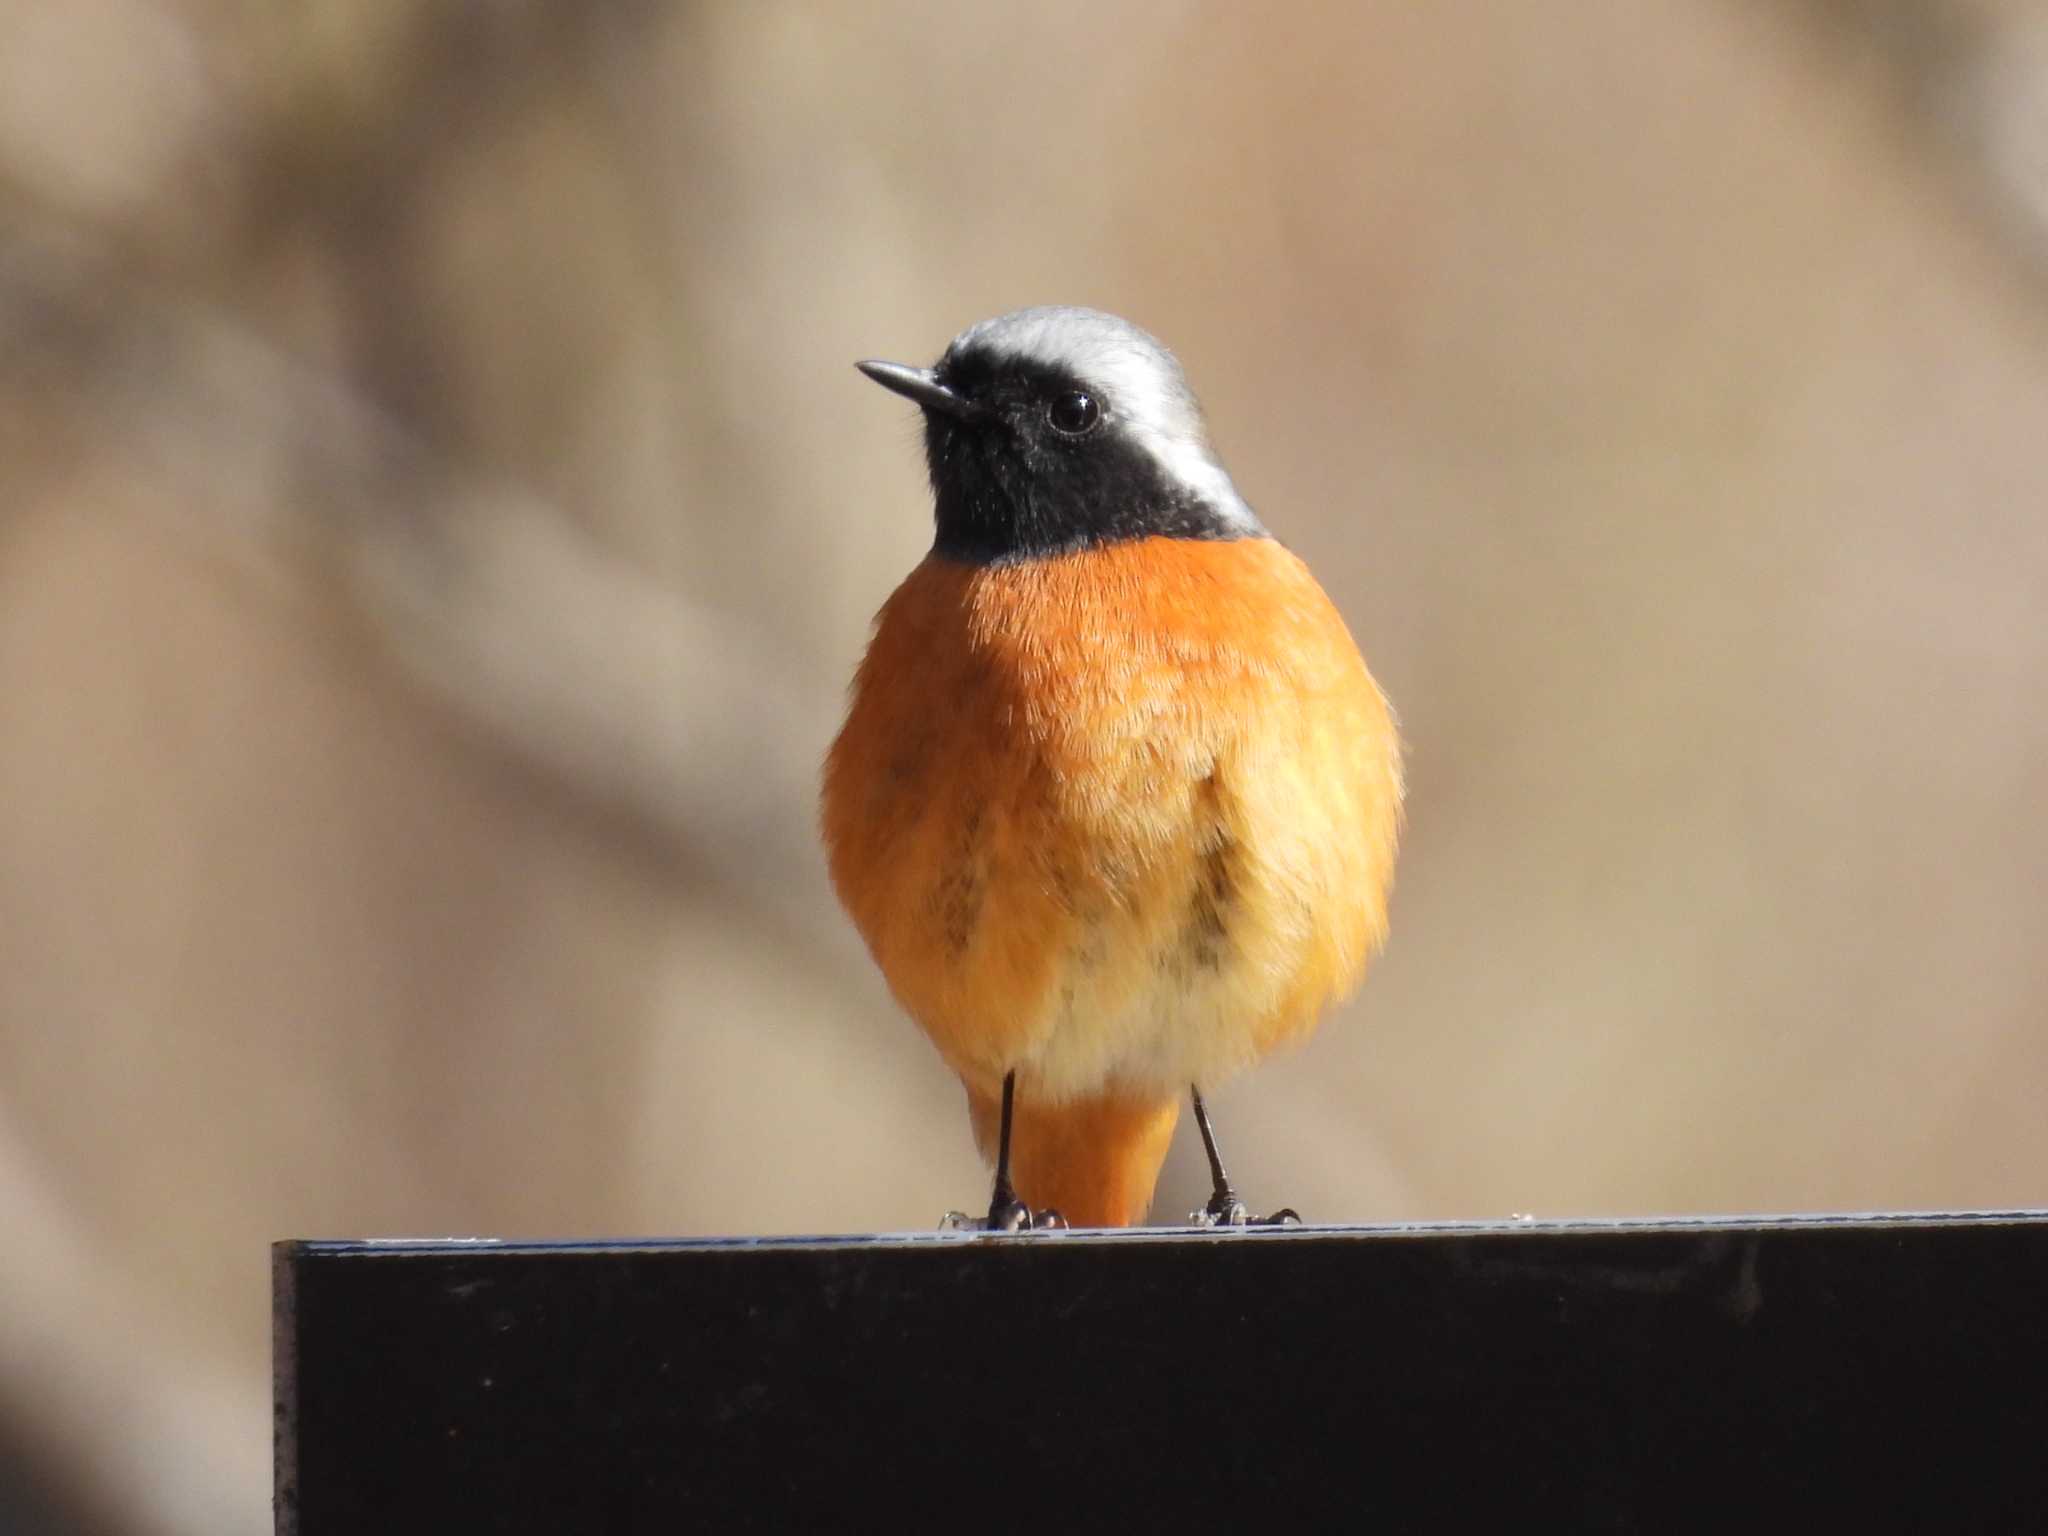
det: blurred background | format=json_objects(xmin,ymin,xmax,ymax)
[{"xmin": 3, "ymin": 0, "xmax": 2047, "ymax": 1529}]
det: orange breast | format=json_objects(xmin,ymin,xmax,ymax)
[{"xmin": 821, "ymin": 536, "xmax": 1402, "ymax": 1111}]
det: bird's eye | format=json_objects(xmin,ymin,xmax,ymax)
[{"xmin": 1047, "ymin": 390, "xmax": 1101, "ymax": 436}]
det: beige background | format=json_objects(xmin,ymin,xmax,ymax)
[{"xmin": 2, "ymin": 2, "xmax": 2046, "ymax": 1530}]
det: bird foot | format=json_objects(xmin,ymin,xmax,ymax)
[
  {"xmin": 939, "ymin": 1201, "xmax": 1068, "ymax": 1233},
  {"xmin": 1190, "ymin": 1191, "xmax": 1301, "ymax": 1229}
]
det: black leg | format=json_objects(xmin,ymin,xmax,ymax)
[
  {"xmin": 1190, "ymin": 1086, "xmax": 1244, "ymax": 1224},
  {"xmin": 1190, "ymin": 1086, "xmax": 1300, "ymax": 1228},
  {"xmin": 986, "ymin": 1072, "xmax": 1030, "ymax": 1229},
  {"xmin": 950, "ymin": 1072, "xmax": 1064, "ymax": 1233}
]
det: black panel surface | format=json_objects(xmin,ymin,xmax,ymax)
[{"xmin": 275, "ymin": 1214, "xmax": 2048, "ymax": 1533}]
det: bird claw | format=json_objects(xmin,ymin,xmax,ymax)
[
  {"xmin": 1190, "ymin": 1193, "xmax": 1301, "ymax": 1229},
  {"xmin": 939, "ymin": 1204, "xmax": 1068, "ymax": 1233},
  {"xmin": 1191, "ymin": 1196, "xmax": 1248, "ymax": 1228}
]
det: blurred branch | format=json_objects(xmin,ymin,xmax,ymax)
[
  {"xmin": 0, "ymin": 1104, "xmax": 261, "ymax": 1536},
  {"xmin": 1764, "ymin": 0, "xmax": 2048, "ymax": 293},
  {"xmin": 0, "ymin": 210, "xmax": 854, "ymax": 964},
  {"xmin": 226, "ymin": 0, "xmax": 672, "ymax": 436}
]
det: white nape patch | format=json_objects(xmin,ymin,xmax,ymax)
[{"xmin": 945, "ymin": 307, "xmax": 1263, "ymax": 534}]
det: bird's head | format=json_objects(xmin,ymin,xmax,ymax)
[{"xmin": 858, "ymin": 306, "xmax": 1264, "ymax": 565}]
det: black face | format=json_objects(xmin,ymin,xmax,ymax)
[{"xmin": 921, "ymin": 348, "xmax": 1254, "ymax": 565}]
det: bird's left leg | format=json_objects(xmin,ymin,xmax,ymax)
[{"xmin": 1188, "ymin": 1086, "xmax": 1301, "ymax": 1228}]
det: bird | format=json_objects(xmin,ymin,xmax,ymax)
[{"xmin": 823, "ymin": 306, "xmax": 1402, "ymax": 1230}]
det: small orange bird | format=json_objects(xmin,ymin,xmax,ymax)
[{"xmin": 824, "ymin": 307, "xmax": 1401, "ymax": 1229}]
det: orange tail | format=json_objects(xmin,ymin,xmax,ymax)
[{"xmin": 966, "ymin": 1083, "xmax": 1180, "ymax": 1227}]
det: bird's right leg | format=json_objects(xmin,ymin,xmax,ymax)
[{"xmin": 943, "ymin": 1072, "xmax": 1067, "ymax": 1231}]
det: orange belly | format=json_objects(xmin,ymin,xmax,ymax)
[{"xmin": 822, "ymin": 535, "xmax": 1401, "ymax": 1222}]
